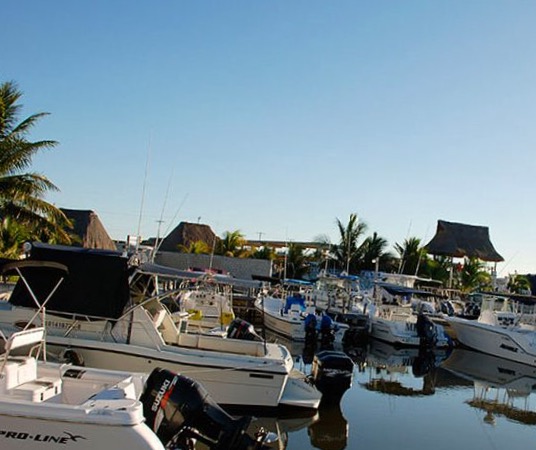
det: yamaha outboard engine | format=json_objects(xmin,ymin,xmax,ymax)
[
  {"xmin": 141, "ymin": 368, "xmax": 272, "ymax": 449},
  {"xmin": 310, "ymin": 350, "xmax": 354, "ymax": 404},
  {"xmin": 226, "ymin": 318, "xmax": 263, "ymax": 341}
]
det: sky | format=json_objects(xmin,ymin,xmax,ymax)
[{"xmin": 2, "ymin": 1, "xmax": 536, "ymax": 276}]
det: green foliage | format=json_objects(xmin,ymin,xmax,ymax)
[
  {"xmin": 285, "ymin": 243, "xmax": 308, "ymax": 279},
  {"xmin": 419, "ymin": 255, "xmax": 451, "ymax": 285},
  {"xmin": 332, "ymin": 213, "xmax": 367, "ymax": 273},
  {"xmin": 459, "ymin": 257, "xmax": 492, "ymax": 293},
  {"xmin": 250, "ymin": 245, "xmax": 276, "ymax": 260},
  {"xmin": 508, "ymin": 274, "xmax": 532, "ymax": 294},
  {"xmin": 177, "ymin": 240, "xmax": 211, "ymax": 254},
  {"xmin": 0, "ymin": 81, "xmax": 72, "ymax": 254},
  {"xmin": 394, "ymin": 237, "xmax": 426, "ymax": 275},
  {"xmin": 216, "ymin": 230, "xmax": 248, "ymax": 257}
]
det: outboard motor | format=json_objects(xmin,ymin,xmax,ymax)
[
  {"xmin": 440, "ymin": 301, "xmax": 455, "ymax": 316},
  {"xmin": 304, "ymin": 313, "xmax": 318, "ymax": 349},
  {"xmin": 141, "ymin": 368, "xmax": 273, "ymax": 449},
  {"xmin": 416, "ymin": 313, "xmax": 436, "ymax": 347},
  {"xmin": 310, "ymin": 350, "xmax": 354, "ymax": 404},
  {"xmin": 319, "ymin": 314, "xmax": 336, "ymax": 350},
  {"xmin": 341, "ymin": 313, "xmax": 370, "ymax": 347},
  {"xmin": 226, "ymin": 318, "xmax": 263, "ymax": 341}
]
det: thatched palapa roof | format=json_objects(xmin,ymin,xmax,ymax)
[
  {"xmin": 158, "ymin": 222, "xmax": 219, "ymax": 252},
  {"xmin": 425, "ymin": 220, "xmax": 503, "ymax": 262},
  {"xmin": 61, "ymin": 208, "xmax": 116, "ymax": 251}
]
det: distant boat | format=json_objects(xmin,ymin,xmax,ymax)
[
  {"xmin": 447, "ymin": 293, "xmax": 536, "ymax": 366},
  {"xmin": 254, "ymin": 291, "xmax": 349, "ymax": 344}
]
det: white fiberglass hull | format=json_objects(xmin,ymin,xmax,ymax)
[
  {"xmin": 447, "ymin": 317, "xmax": 536, "ymax": 366},
  {"xmin": 44, "ymin": 337, "xmax": 320, "ymax": 411},
  {"xmin": 0, "ymin": 413, "xmax": 164, "ymax": 450},
  {"xmin": 255, "ymin": 298, "xmax": 347, "ymax": 343},
  {"xmin": 0, "ymin": 306, "xmax": 321, "ymax": 412},
  {"xmin": 259, "ymin": 309, "xmax": 306, "ymax": 341},
  {"xmin": 370, "ymin": 316, "xmax": 451, "ymax": 348}
]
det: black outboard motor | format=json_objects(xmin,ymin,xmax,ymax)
[
  {"xmin": 226, "ymin": 318, "xmax": 263, "ymax": 342},
  {"xmin": 310, "ymin": 350, "xmax": 354, "ymax": 404},
  {"xmin": 341, "ymin": 313, "xmax": 370, "ymax": 347},
  {"xmin": 319, "ymin": 315, "xmax": 336, "ymax": 350},
  {"xmin": 304, "ymin": 313, "xmax": 318, "ymax": 350},
  {"xmin": 141, "ymin": 368, "xmax": 272, "ymax": 449},
  {"xmin": 416, "ymin": 313, "xmax": 436, "ymax": 347}
]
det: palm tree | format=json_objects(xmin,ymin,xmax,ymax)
[
  {"xmin": 359, "ymin": 232, "xmax": 392, "ymax": 271},
  {"xmin": 459, "ymin": 257, "xmax": 492, "ymax": 293},
  {"xmin": 0, "ymin": 217, "xmax": 31, "ymax": 258},
  {"xmin": 508, "ymin": 274, "xmax": 532, "ymax": 295},
  {"xmin": 394, "ymin": 237, "xmax": 425, "ymax": 275},
  {"xmin": 250, "ymin": 245, "xmax": 276, "ymax": 261},
  {"xmin": 420, "ymin": 255, "xmax": 451, "ymax": 286},
  {"xmin": 332, "ymin": 213, "xmax": 367, "ymax": 274},
  {"xmin": 177, "ymin": 240, "xmax": 211, "ymax": 254},
  {"xmin": 0, "ymin": 81, "xmax": 71, "ymax": 245},
  {"xmin": 285, "ymin": 243, "xmax": 308, "ymax": 279},
  {"xmin": 217, "ymin": 230, "xmax": 248, "ymax": 257}
]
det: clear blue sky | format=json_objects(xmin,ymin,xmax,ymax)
[{"xmin": 3, "ymin": 1, "xmax": 536, "ymax": 275}]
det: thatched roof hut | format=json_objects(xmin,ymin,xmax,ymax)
[
  {"xmin": 61, "ymin": 208, "xmax": 117, "ymax": 251},
  {"xmin": 425, "ymin": 220, "xmax": 503, "ymax": 262},
  {"xmin": 158, "ymin": 222, "xmax": 219, "ymax": 253}
]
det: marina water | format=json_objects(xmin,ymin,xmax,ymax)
[{"xmin": 249, "ymin": 339, "xmax": 536, "ymax": 450}]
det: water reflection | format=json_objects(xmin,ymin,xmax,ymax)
[
  {"xmin": 308, "ymin": 402, "xmax": 347, "ymax": 450},
  {"xmin": 441, "ymin": 348, "xmax": 536, "ymax": 426},
  {"xmin": 239, "ymin": 335, "xmax": 536, "ymax": 449},
  {"xmin": 245, "ymin": 413, "xmax": 318, "ymax": 450},
  {"xmin": 361, "ymin": 340, "xmax": 450, "ymax": 396}
]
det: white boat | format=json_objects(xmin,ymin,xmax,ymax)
[
  {"xmin": 254, "ymin": 293, "xmax": 349, "ymax": 344},
  {"xmin": 0, "ymin": 242, "xmax": 322, "ymax": 413},
  {"xmin": 447, "ymin": 294, "xmax": 536, "ymax": 366},
  {"xmin": 0, "ymin": 259, "xmax": 272, "ymax": 450},
  {"xmin": 359, "ymin": 283, "xmax": 451, "ymax": 348},
  {"xmin": 131, "ymin": 265, "xmax": 257, "ymax": 333},
  {"xmin": 0, "ymin": 326, "xmax": 166, "ymax": 450},
  {"xmin": 309, "ymin": 271, "xmax": 362, "ymax": 314}
]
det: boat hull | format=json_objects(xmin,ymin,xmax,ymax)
[
  {"xmin": 44, "ymin": 337, "xmax": 320, "ymax": 411},
  {"xmin": 448, "ymin": 317, "xmax": 536, "ymax": 366},
  {"xmin": 0, "ymin": 413, "xmax": 164, "ymax": 450}
]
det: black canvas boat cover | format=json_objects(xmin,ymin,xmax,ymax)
[
  {"xmin": 425, "ymin": 220, "xmax": 504, "ymax": 262},
  {"xmin": 9, "ymin": 242, "xmax": 130, "ymax": 319}
]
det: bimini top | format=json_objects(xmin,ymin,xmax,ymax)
[
  {"xmin": 9, "ymin": 242, "xmax": 130, "ymax": 319},
  {"xmin": 425, "ymin": 220, "xmax": 504, "ymax": 262}
]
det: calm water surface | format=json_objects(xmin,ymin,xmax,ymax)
[{"xmin": 249, "ymin": 338, "xmax": 536, "ymax": 450}]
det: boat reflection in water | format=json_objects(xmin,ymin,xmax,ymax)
[
  {"xmin": 361, "ymin": 340, "xmax": 451, "ymax": 396},
  {"xmin": 441, "ymin": 348, "xmax": 536, "ymax": 426},
  {"xmin": 245, "ymin": 413, "xmax": 318, "ymax": 450},
  {"xmin": 308, "ymin": 401, "xmax": 348, "ymax": 450},
  {"xmin": 256, "ymin": 330, "xmax": 353, "ymax": 449}
]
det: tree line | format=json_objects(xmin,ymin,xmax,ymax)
[{"xmin": 1, "ymin": 80, "xmax": 530, "ymax": 295}]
